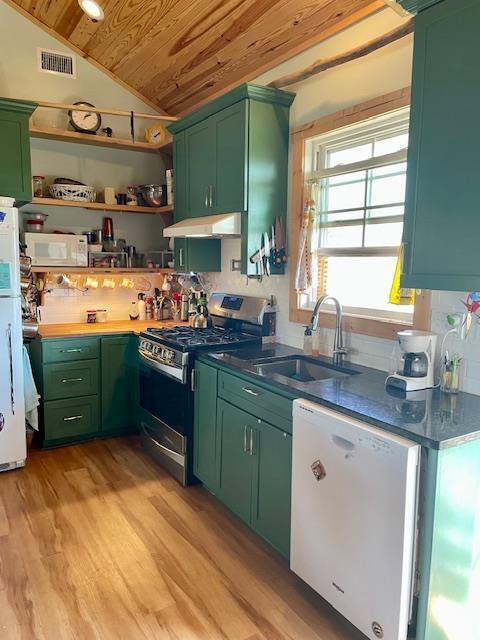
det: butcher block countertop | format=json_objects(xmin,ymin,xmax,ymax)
[{"xmin": 38, "ymin": 320, "xmax": 186, "ymax": 339}]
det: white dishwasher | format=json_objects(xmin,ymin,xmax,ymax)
[{"xmin": 291, "ymin": 399, "xmax": 420, "ymax": 640}]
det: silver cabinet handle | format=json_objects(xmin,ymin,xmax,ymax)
[
  {"xmin": 179, "ymin": 247, "xmax": 184, "ymax": 267},
  {"xmin": 242, "ymin": 386, "xmax": 261, "ymax": 397},
  {"xmin": 249, "ymin": 427, "xmax": 254, "ymax": 456},
  {"xmin": 191, "ymin": 369, "xmax": 196, "ymax": 392},
  {"xmin": 243, "ymin": 425, "xmax": 249, "ymax": 453},
  {"xmin": 7, "ymin": 324, "xmax": 14, "ymax": 415},
  {"xmin": 205, "ymin": 187, "xmax": 209, "ymax": 208},
  {"xmin": 61, "ymin": 378, "xmax": 83, "ymax": 383},
  {"xmin": 60, "ymin": 348, "xmax": 82, "ymax": 353},
  {"xmin": 209, "ymin": 185, "xmax": 214, "ymax": 208},
  {"xmin": 63, "ymin": 415, "xmax": 83, "ymax": 422}
]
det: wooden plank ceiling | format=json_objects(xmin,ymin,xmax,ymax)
[{"xmin": 8, "ymin": 0, "xmax": 383, "ymax": 115}]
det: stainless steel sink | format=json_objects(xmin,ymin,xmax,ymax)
[{"xmin": 251, "ymin": 356, "xmax": 356, "ymax": 384}]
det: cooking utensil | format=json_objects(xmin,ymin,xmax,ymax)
[
  {"xmin": 271, "ymin": 223, "xmax": 276, "ymax": 265},
  {"xmin": 19, "ymin": 255, "xmax": 32, "ymax": 277},
  {"xmin": 263, "ymin": 232, "xmax": 271, "ymax": 276},
  {"xmin": 22, "ymin": 211, "xmax": 48, "ymax": 223},
  {"xmin": 22, "ymin": 318, "xmax": 39, "ymax": 340},
  {"xmin": 137, "ymin": 184, "xmax": 166, "ymax": 207}
]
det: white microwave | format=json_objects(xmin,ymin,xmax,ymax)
[{"xmin": 24, "ymin": 233, "xmax": 88, "ymax": 267}]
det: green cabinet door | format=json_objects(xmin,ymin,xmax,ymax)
[
  {"xmin": 174, "ymin": 237, "xmax": 221, "ymax": 272},
  {"xmin": 398, "ymin": 0, "xmax": 443, "ymax": 12},
  {"xmin": 251, "ymin": 421, "xmax": 292, "ymax": 559},
  {"xmin": 0, "ymin": 98, "xmax": 36, "ymax": 205},
  {"xmin": 193, "ymin": 361, "xmax": 219, "ymax": 489},
  {"xmin": 101, "ymin": 336, "xmax": 135, "ymax": 435},
  {"xmin": 185, "ymin": 119, "xmax": 215, "ymax": 217},
  {"xmin": 173, "ymin": 131, "xmax": 187, "ymax": 219},
  {"xmin": 211, "ymin": 101, "xmax": 248, "ymax": 214},
  {"xmin": 402, "ymin": 0, "xmax": 480, "ymax": 292},
  {"xmin": 217, "ymin": 400, "xmax": 255, "ymax": 525}
]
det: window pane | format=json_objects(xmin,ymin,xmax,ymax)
[
  {"xmin": 322, "ymin": 209, "xmax": 365, "ymax": 224},
  {"xmin": 317, "ymin": 255, "xmax": 413, "ymax": 317},
  {"xmin": 371, "ymin": 162, "xmax": 406, "ymax": 177},
  {"xmin": 367, "ymin": 205, "xmax": 404, "ymax": 220},
  {"xmin": 321, "ymin": 225, "xmax": 363, "ymax": 248},
  {"xmin": 369, "ymin": 171, "xmax": 406, "ymax": 207},
  {"xmin": 374, "ymin": 133, "xmax": 409, "ymax": 156},
  {"xmin": 327, "ymin": 142, "xmax": 372, "ymax": 168},
  {"xmin": 327, "ymin": 170, "xmax": 366, "ymax": 186},
  {"xmin": 325, "ymin": 183, "xmax": 365, "ymax": 211},
  {"xmin": 364, "ymin": 222, "xmax": 403, "ymax": 247}
]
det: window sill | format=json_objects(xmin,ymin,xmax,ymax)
[{"xmin": 290, "ymin": 291, "xmax": 431, "ymax": 342}]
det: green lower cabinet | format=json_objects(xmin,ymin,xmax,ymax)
[
  {"xmin": 100, "ymin": 336, "xmax": 137, "ymax": 436},
  {"xmin": 0, "ymin": 98, "xmax": 36, "ymax": 205},
  {"xmin": 216, "ymin": 398, "xmax": 292, "ymax": 559},
  {"xmin": 251, "ymin": 420, "xmax": 292, "ymax": 558},
  {"xmin": 217, "ymin": 400, "xmax": 256, "ymax": 524},
  {"xmin": 43, "ymin": 396, "xmax": 99, "ymax": 446},
  {"xmin": 193, "ymin": 361, "xmax": 219, "ymax": 489},
  {"xmin": 31, "ymin": 335, "xmax": 138, "ymax": 446}
]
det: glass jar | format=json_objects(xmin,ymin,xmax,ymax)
[
  {"xmin": 32, "ymin": 176, "xmax": 45, "ymax": 198},
  {"xmin": 127, "ymin": 186, "xmax": 138, "ymax": 206}
]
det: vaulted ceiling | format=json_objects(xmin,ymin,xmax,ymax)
[{"xmin": 7, "ymin": 0, "xmax": 383, "ymax": 116}]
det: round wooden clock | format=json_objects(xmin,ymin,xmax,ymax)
[
  {"xmin": 145, "ymin": 123, "xmax": 167, "ymax": 145},
  {"xmin": 68, "ymin": 101, "xmax": 102, "ymax": 134}
]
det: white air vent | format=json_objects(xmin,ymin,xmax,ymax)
[{"xmin": 37, "ymin": 48, "xmax": 76, "ymax": 78}]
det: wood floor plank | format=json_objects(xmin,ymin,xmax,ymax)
[{"xmin": 0, "ymin": 438, "xmax": 366, "ymax": 640}]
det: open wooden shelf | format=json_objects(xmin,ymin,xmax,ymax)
[
  {"xmin": 29, "ymin": 197, "xmax": 174, "ymax": 215},
  {"xmin": 32, "ymin": 267, "xmax": 175, "ymax": 275},
  {"xmin": 30, "ymin": 125, "xmax": 173, "ymax": 155}
]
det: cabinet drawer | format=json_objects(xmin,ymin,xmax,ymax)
[
  {"xmin": 218, "ymin": 371, "xmax": 292, "ymax": 433},
  {"xmin": 42, "ymin": 338, "xmax": 99, "ymax": 364},
  {"xmin": 43, "ymin": 360, "xmax": 99, "ymax": 401},
  {"xmin": 43, "ymin": 396, "xmax": 99, "ymax": 442}
]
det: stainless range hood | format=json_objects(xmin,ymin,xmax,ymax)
[{"xmin": 163, "ymin": 212, "xmax": 241, "ymax": 239}]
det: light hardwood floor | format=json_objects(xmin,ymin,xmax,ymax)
[{"xmin": 0, "ymin": 438, "xmax": 366, "ymax": 640}]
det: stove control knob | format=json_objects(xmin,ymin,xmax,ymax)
[{"xmin": 152, "ymin": 345, "xmax": 159, "ymax": 355}]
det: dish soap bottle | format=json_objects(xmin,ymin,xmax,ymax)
[{"xmin": 303, "ymin": 326, "xmax": 313, "ymax": 356}]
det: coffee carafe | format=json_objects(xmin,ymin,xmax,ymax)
[{"xmin": 386, "ymin": 330, "xmax": 437, "ymax": 392}]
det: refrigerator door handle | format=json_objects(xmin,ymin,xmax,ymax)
[{"xmin": 7, "ymin": 323, "xmax": 14, "ymax": 415}]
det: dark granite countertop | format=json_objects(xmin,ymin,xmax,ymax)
[{"xmin": 199, "ymin": 343, "xmax": 480, "ymax": 450}]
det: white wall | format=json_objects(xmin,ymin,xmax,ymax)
[{"xmin": 204, "ymin": 8, "xmax": 478, "ymax": 394}]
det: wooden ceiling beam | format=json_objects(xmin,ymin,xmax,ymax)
[{"xmin": 269, "ymin": 17, "xmax": 414, "ymax": 89}]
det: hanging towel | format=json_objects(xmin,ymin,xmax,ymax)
[
  {"xmin": 389, "ymin": 244, "xmax": 415, "ymax": 306},
  {"xmin": 295, "ymin": 183, "xmax": 316, "ymax": 292},
  {"xmin": 23, "ymin": 346, "xmax": 40, "ymax": 430}
]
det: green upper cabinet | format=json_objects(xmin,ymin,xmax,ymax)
[
  {"xmin": 169, "ymin": 84, "xmax": 294, "ymax": 275},
  {"xmin": 401, "ymin": 0, "xmax": 480, "ymax": 291},
  {"xmin": 398, "ymin": 0, "xmax": 444, "ymax": 13},
  {"xmin": 0, "ymin": 98, "xmax": 36, "ymax": 205},
  {"xmin": 212, "ymin": 101, "xmax": 248, "ymax": 214},
  {"xmin": 185, "ymin": 118, "xmax": 215, "ymax": 217}
]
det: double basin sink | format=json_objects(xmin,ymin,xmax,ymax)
[{"xmin": 247, "ymin": 355, "xmax": 358, "ymax": 388}]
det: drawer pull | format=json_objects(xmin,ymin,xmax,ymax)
[
  {"xmin": 63, "ymin": 415, "xmax": 83, "ymax": 422},
  {"xmin": 242, "ymin": 386, "xmax": 261, "ymax": 397},
  {"xmin": 59, "ymin": 348, "xmax": 82, "ymax": 353},
  {"xmin": 61, "ymin": 378, "xmax": 83, "ymax": 383}
]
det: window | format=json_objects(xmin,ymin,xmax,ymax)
[{"xmin": 297, "ymin": 108, "xmax": 413, "ymax": 323}]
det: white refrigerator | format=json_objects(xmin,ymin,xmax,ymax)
[
  {"xmin": 0, "ymin": 201, "xmax": 26, "ymax": 471},
  {"xmin": 291, "ymin": 399, "xmax": 420, "ymax": 640}
]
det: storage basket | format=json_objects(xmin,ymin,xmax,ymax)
[{"xmin": 49, "ymin": 184, "xmax": 96, "ymax": 202}]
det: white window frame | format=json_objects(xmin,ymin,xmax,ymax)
[{"xmin": 300, "ymin": 107, "xmax": 412, "ymax": 322}]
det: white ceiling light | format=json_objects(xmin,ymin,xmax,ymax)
[{"xmin": 78, "ymin": 0, "xmax": 105, "ymax": 21}]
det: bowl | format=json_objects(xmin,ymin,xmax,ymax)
[
  {"xmin": 88, "ymin": 243, "xmax": 103, "ymax": 252},
  {"xmin": 26, "ymin": 220, "xmax": 45, "ymax": 233},
  {"xmin": 137, "ymin": 184, "xmax": 166, "ymax": 207},
  {"xmin": 23, "ymin": 211, "xmax": 48, "ymax": 222}
]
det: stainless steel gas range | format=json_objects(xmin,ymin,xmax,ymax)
[{"xmin": 138, "ymin": 293, "xmax": 275, "ymax": 485}]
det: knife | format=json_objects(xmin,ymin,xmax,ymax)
[
  {"xmin": 263, "ymin": 232, "xmax": 271, "ymax": 276},
  {"xmin": 278, "ymin": 217, "xmax": 287, "ymax": 263},
  {"xmin": 271, "ymin": 223, "xmax": 276, "ymax": 265}
]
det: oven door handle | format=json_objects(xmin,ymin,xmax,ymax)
[
  {"xmin": 139, "ymin": 350, "xmax": 186, "ymax": 384},
  {"xmin": 141, "ymin": 423, "xmax": 185, "ymax": 467}
]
